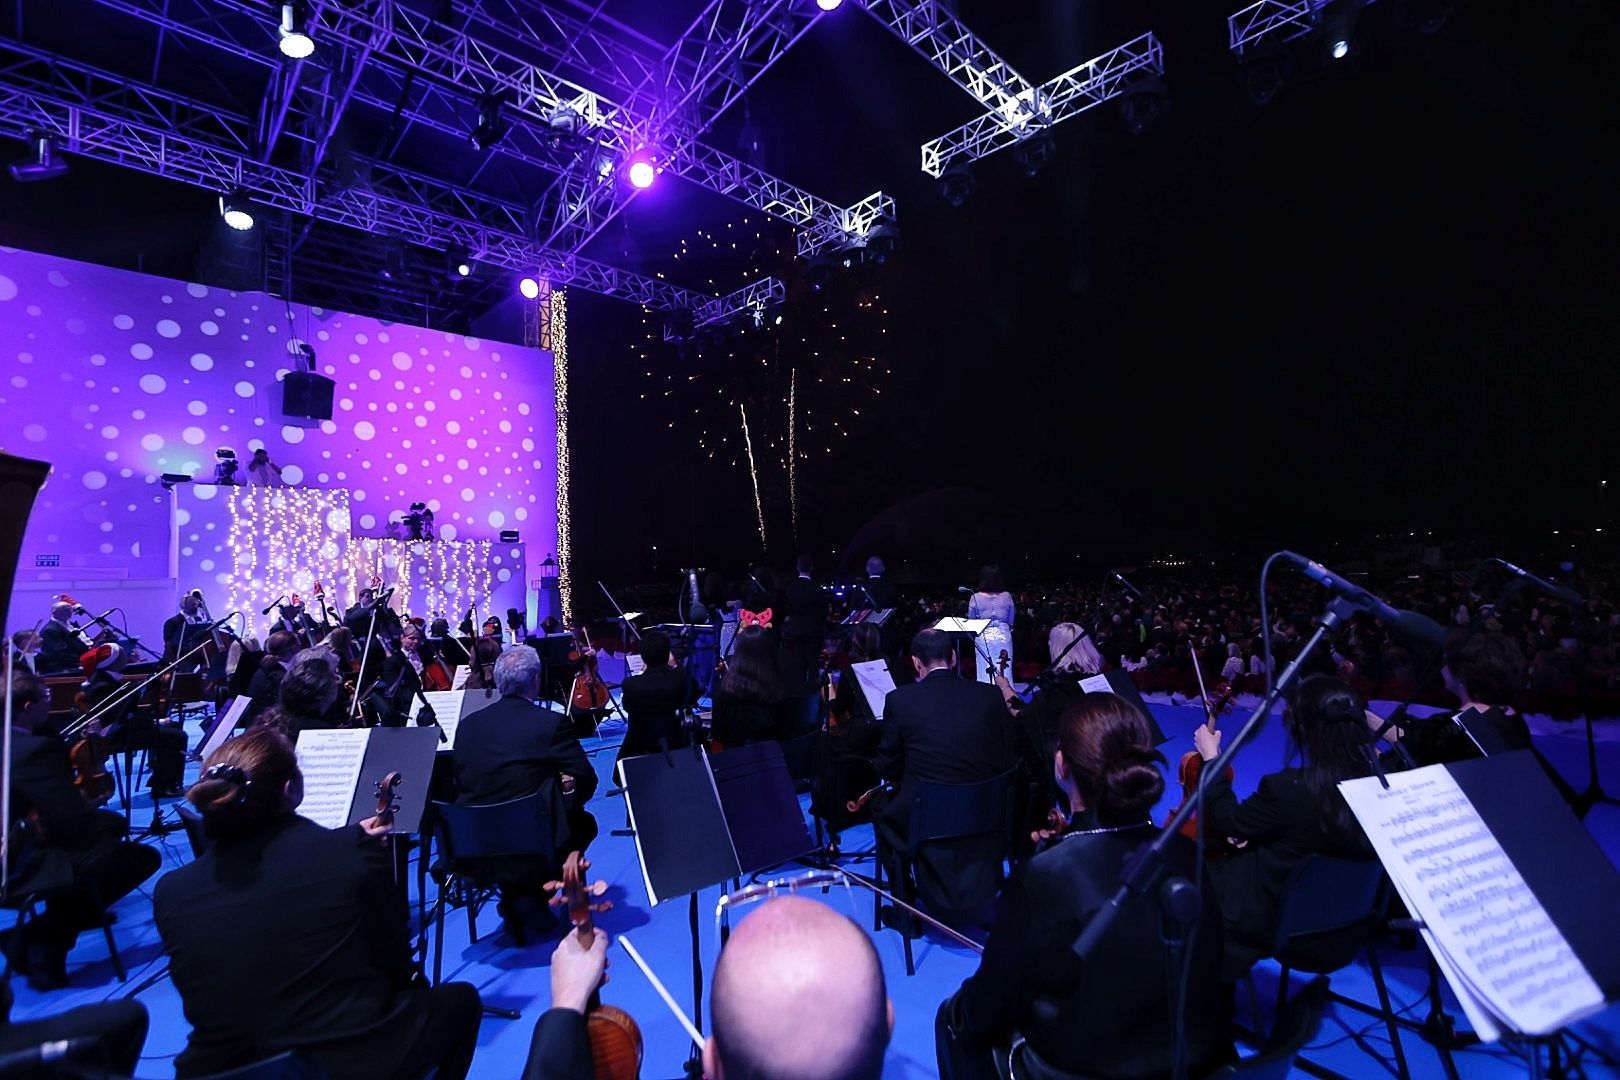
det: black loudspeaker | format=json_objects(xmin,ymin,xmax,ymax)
[{"xmin": 281, "ymin": 371, "xmax": 335, "ymax": 420}]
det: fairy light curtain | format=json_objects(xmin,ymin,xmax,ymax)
[{"xmin": 347, "ymin": 537, "xmax": 495, "ymax": 630}]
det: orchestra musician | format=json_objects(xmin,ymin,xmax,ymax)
[
  {"xmin": 780, "ymin": 554, "xmax": 829, "ymax": 695},
  {"xmin": 966, "ymin": 565, "xmax": 1015, "ymax": 685},
  {"xmin": 860, "ymin": 556, "xmax": 899, "ymax": 612},
  {"xmin": 935, "ymin": 693, "xmax": 1231, "ymax": 1080},
  {"xmin": 79, "ymin": 643, "xmax": 188, "ymax": 799},
  {"xmin": 244, "ymin": 631, "xmax": 300, "ymax": 725},
  {"xmin": 272, "ymin": 596, "xmax": 320, "ymax": 646},
  {"xmin": 616, "ymin": 630, "xmax": 699, "ymax": 767},
  {"xmin": 154, "ymin": 729, "xmax": 483, "ymax": 1077},
  {"xmin": 7, "ymin": 627, "xmax": 41, "ymax": 674},
  {"xmin": 710, "ymin": 626, "xmax": 795, "ymax": 748},
  {"xmin": 38, "ymin": 600, "xmax": 88, "ymax": 674},
  {"xmin": 2, "ymin": 671, "xmax": 162, "ymax": 991},
  {"xmin": 161, "ymin": 591, "xmax": 211, "ymax": 673},
  {"xmin": 816, "ymin": 622, "xmax": 884, "ymax": 835}
]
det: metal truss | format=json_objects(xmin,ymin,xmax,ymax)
[
  {"xmin": 1228, "ymin": 1, "xmax": 1324, "ymax": 54},
  {"xmin": 795, "ymin": 190, "xmax": 899, "ymax": 257},
  {"xmin": 694, "ymin": 276, "xmax": 784, "ymax": 330},
  {"xmin": 919, "ymin": 32, "xmax": 1165, "ymax": 178},
  {"xmin": 857, "ymin": 0, "xmax": 1036, "ymax": 120}
]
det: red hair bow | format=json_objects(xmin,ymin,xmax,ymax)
[{"xmin": 739, "ymin": 607, "xmax": 773, "ymax": 630}]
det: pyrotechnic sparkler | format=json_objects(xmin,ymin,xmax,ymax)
[{"xmin": 739, "ymin": 403, "xmax": 767, "ymax": 550}]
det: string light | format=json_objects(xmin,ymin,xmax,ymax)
[
  {"xmin": 227, "ymin": 487, "xmax": 351, "ymax": 640},
  {"xmin": 788, "ymin": 368, "xmax": 798, "ymax": 544},
  {"xmin": 550, "ymin": 286, "xmax": 572, "ymax": 624}
]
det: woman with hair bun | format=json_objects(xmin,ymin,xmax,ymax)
[
  {"xmin": 153, "ymin": 728, "xmax": 483, "ymax": 1078},
  {"xmin": 937, "ymin": 693, "xmax": 1231, "ymax": 1080},
  {"xmin": 1194, "ymin": 674, "xmax": 1378, "ymax": 975}
]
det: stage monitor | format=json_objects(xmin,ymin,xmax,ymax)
[{"xmin": 282, "ymin": 371, "xmax": 336, "ymax": 420}]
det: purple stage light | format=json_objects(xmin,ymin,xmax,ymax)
[
  {"xmin": 627, "ymin": 160, "xmax": 657, "ymax": 189},
  {"xmin": 519, "ymin": 276, "xmax": 541, "ymax": 299},
  {"xmin": 816, "ymin": 0, "xmax": 843, "ymax": 10}
]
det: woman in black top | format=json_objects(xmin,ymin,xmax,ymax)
[
  {"xmin": 710, "ymin": 626, "xmax": 793, "ymax": 747},
  {"xmin": 937, "ymin": 693, "xmax": 1231, "ymax": 1080},
  {"xmin": 1194, "ymin": 675, "xmax": 1377, "ymax": 976},
  {"xmin": 154, "ymin": 728, "xmax": 482, "ymax": 1078},
  {"xmin": 816, "ymin": 623, "xmax": 885, "ymax": 831}
]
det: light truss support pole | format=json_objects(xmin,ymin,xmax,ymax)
[
  {"xmin": 694, "ymin": 277, "xmax": 785, "ymax": 330},
  {"xmin": 919, "ymin": 32, "xmax": 1165, "ymax": 178},
  {"xmin": 1228, "ymin": 1, "xmax": 1322, "ymax": 54},
  {"xmin": 857, "ymin": 0, "xmax": 1037, "ymax": 119}
]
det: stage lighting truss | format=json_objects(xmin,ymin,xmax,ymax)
[
  {"xmin": 1228, "ymin": 0, "xmax": 1362, "ymax": 56},
  {"xmin": 920, "ymin": 32, "xmax": 1165, "ymax": 178}
]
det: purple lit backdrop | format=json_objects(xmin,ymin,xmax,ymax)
[{"xmin": 0, "ymin": 245, "xmax": 557, "ymax": 636}]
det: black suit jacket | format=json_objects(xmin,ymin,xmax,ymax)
[
  {"xmin": 37, "ymin": 621, "xmax": 83, "ymax": 674},
  {"xmin": 619, "ymin": 665, "xmax": 697, "ymax": 761},
  {"xmin": 7, "ymin": 726, "xmax": 100, "ymax": 852},
  {"xmin": 861, "ymin": 577, "xmax": 899, "ymax": 611},
  {"xmin": 453, "ymin": 694, "xmax": 597, "ymax": 809},
  {"xmin": 876, "ymin": 669, "xmax": 1013, "ymax": 807},
  {"xmin": 523, "ymin": 1008, "xmax": 593, "ymax": 1080},
  {"xmin": 780, "ymin": 576, "xmax": 827, "ymax": 642},
  {"xmin": 948, "ymin": 823, "xmax": 1231, "ymax": 1079},
  {"xmin": 153, "ymin": 815, "xmax": 429, "ymax": 1078}
]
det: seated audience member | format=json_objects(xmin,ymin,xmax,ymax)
[
  {"xmin": 2, "ymin": 671, "xmax": 162, "ymax": 990},
  {"xmin": 710, "ymin": 626, "xmax": 793, "ymax": 748},
  {"xmin": 245, "ymin": 630, "xmax": 299, "ymax": 723},
  {"xmin": 36, "ymin": 601, "xmax": 85, "ymax": 675},
  {"xmin": 155, "ymin": 729, "xmax": 482, "ymax": 1078},
  {"xmin": 453, "ymin": 648, "xmax": 597, "ymax": 933},
  {"xmin": 617, "ymin": 630, "xmax": 698, "ymax": 765},
  {"xmin": 277, "ymin": 656, "xmax": 345, "ymax": 731},
  {"xmin": 1195, "ymin": 675, "xmax": 1377, "ymax": 976},
  {"xmin": 79, "ymin": 642, "xmax": 188, "ymax": 800},
  {"xmin": 937, "ymin": 693, "xmax": 1230, "ymax": 1080},
  {"xmin": 874, "ymin": 628, "xmax": 1013, "ymax": 933},
  {"xmin": 0, "ymin": 979, "xmax": 149, "ymax": 1074}
]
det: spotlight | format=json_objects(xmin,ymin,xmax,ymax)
[
  {"xmin": 219, "ymin": 191, "xmax": 256, "ymax": 231},
  {"xmin": 863, "ymin": 217, "xmax": 900, "ymax": 263},
  {"xmin": 1330, "ymin": 38, "xmax": 1350, "ymax": 59},
  {"xmin": 773, "ymin": 313, "xmax": 785, "ymax": 326},
  {"xmin": 1238, "ymin": 48, "xmax": 1292, "ymax": 106},
  {"xmin": 470, "ymin": 94, "xmax": 509, "ymax": 151},
  {"xmin": 1118, "ymin": 76, "xmax": 1168, "ymax": 135},
  {"xmin": 1319, "ymin": 2, "xmax": 1358, "ymax": 61},
  {"xmin": 519, "ymin": 276, "xmax": 541, "ymax": 300},
  {"xmin": 937, "ymin": 164, "xmax": 975, "ymax": 208},
  {"xmin": 627, "ymin": 159, "xmax": 657, "ymax": 189},
  {"xmin": 806, "ymin": 252, "xmax": 838, "ymax": 292},
  {"xmin": 446, "ymin": 249, "xmax": 473, "ymax": 279},
  {"xmin": 8, "ymin": 131, "xmax": 68, "ymax": 183},
  {"xmin": 277, "ymin": 2, "xmax": 315, "ymax": 59},
  {"xmin": 545, "ymin": 105, "xmax": 582, "ymax": 140},
  {"xmin": 1012, "ymin": 130, "xmax": 1056, "ymax": 177},
  {"xmin": 816, "ymin": 0, "xmax": 844, "ymax": 11}
]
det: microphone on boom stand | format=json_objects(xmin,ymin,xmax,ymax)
[{"xmin": 261, "ymin": 595, "xmax": 287, "ymax": 616}]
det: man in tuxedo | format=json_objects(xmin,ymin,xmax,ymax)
[
  {"xmin": 453, "ymin": 647, "xmax": 597, "ymax": 934},
  {"xmin": 780, "ymin": 554, "xmax": 828, "ymax": 696},
  {"xmin": 161, "ymin": 591, "xmax": 208, "ymax": 672},
  {"xmin": 874, "ymin": 628, "xmax": 1013, "ymax": 933},
  {"xmin": 861, "ymin": 556, "xmax": 900, "ymax": 611},
  {"xmin": 37, "ymin": 601, "xmax": 85, "ymax": 674},
  {"xmin": 274, "ymin": 598, "xmax": 318, "ymax": 644},
  {"xmin": 617, "ymin": 631, "xmax": 699, "ymax": 767}
]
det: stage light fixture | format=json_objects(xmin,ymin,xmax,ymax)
[
  {"xmin": 519, "ymin": 276, "xmax": 543, "ymax": 300},
  {"xmin": 816, "ymin": 0, "xmax": 844, "ymax": 11},
  {"xmin": 937, "ymin": 165, "xmax": 975, "ymax": 208},
  {"xmin": 8, "ymin": 131, "xmax": 68, "ymax": 182},
  {"xmin": 446, "ymin": 249, "xmax": 473, "ymax": 279},
  {"xmin": 1012, "ymin": 131, "xmax": 1056, "ymax": 177},
  {"xmin": 470, "ymin": 94, "xmax": 509, "ymax": 151},
  {"xmin": 863, "ymin": 218, "xmax": 901, "ymax": 263},
  {"xmin": 806, "ymin": 252, "xmax": 838, "ymax": 292},
  {"xmin": 1319, "ymin": 2, "xmax": 1359, "ymax": 61},
  {"xmin": 277, "ymin": 2, "xmax": 315, "ymax": 59},
  {"xmin": 1118, "ymin": 76, "xmax": 1168, "ymax": 135},
  {"xmin": 1238, "ymin": 47, "xmax": 1292, "ymax": 106},
  {"xmin": 627, "ymin": 159, "xmax": 657, "ymax": 189},
  {"xmin": 219, "ymin": 192, "xmax": 256, "ymax": 231},
  {"xmin": 1330, "ymin": 38, "xmax": 1351, "ymax": 59}
]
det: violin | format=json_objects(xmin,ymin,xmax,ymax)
[
  {"xmin": 570, "ymin": 629, "xmax": 610, "ymax": 713},
  {"xmin": 845, "ymin": 781, "xmax": 892, "ymax": 816},
  {"xmin": 1171, "ymin": 678, "xmax": 1239, "ymax": 843},
  {"xmin": 549, "ymin": 852, "xmax": 644, "ymax": 1080},
  {"xmin": 68, "ymin": 723, "xmax": 116, "ymax": 807},
  {"xmin": 372, "ymin": 771, "xmax": 402, "ymax": 831}
]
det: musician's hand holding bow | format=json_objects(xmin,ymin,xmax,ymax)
[
  {"xmin": 1193, "ymin": 724, "xmax": 1222, "ymax": 762},
  {"xmin": 551, "ymin": 926, "xmax": 610, "ymax": 1014}
]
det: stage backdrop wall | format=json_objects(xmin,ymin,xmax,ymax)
[{"xmin": 0, "ymin": 246, "xmax": 557, "ymax": 638}]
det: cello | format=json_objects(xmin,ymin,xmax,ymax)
[
  {"xmin": 570, "ymin": 628, "xmax": 610, "ymax": 714},
  {"xmin": 550, "ymin": 852, "xmax": 643, "ymax": 1080}
]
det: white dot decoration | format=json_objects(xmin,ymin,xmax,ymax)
[
  {"xmin": 130, "ymin": 343, "xmax": 154, "ymax": 360},
  {"xmin": 282, "ymin": 464, "xmax": 305, "ymax": 485},
  {"xmin": 156, "ymin": 319, "xmax": 182, "ymax": 338},
  {"xmin": 190, "ymin": 353, "xmax": 214, "ymax": 371},
  {"xmin": 354, "ymin": 420, "xmax": 376, "ymax": 441},
  {"xmin": 138, "ymin": 374, "xmax": 166, "ymax": 394},
  {"xmin": 281, "ymin": 425, "xmax": 305, "ymax": 444},
  {"xmin": 182, "ymin": 426, "xmax": 206, "ymax": 445},
  {"xmin": 113, "ymin": 314, "xmax": 134, "ymax": 330},
  {"xmin": 82, "ymin": 470, "xmax": 107, "ymax": 490},
  {"xmin": 141, "ymin": 433, "xmax": 165, "ymax": 451}
]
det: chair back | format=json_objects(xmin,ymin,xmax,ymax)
[
  {"xmin": 777, "ymin": 728, "xmax": 819, "ymax": 790},
  {"xmin": 431, "ymin": 781, "xmax": 562, "ymax": 868},
  {"xmin": 1206, "ymin": 976, "xmax": 1329, "ymax": 1080},
  {"xmin": 905, "ymin": 771, "xmax": 1014, "ymax": 919},
  {"xmin": 178, "ymin": 802, "xmax": 213, "ymax": 859},
  {"xmin": 908, "ymin": 770, "xmax": 1013, "ymax": 847},
  {"xmin": 1270, "ymin": 855, "xmax": 1389, "ymax": 972}
]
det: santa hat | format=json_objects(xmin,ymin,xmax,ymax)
[{"xmin": 81, "ymin": 642, "xmax": 122, "ymax": 677}]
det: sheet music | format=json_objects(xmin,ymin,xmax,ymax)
[
  {"xmin": 1078, "ymin": 674, "xmax": 1113, "ymax": 695},
  {"xmin": 294, "ymin": 728, "xmax": 371, "ymax": 830},
  {"xmin": 1339, "ymin": 767, "xmax": 1604, "ymax": 1037},
  {"xmin": 850, "ymin": 659, "xmax": 896, "ymax": 721},
  {"xmin": 626, "ymin": 653, "xmax": 647, "ymax": 677},
  {"xmin": 934, "ymin": 617, "xmax": 990, "ymax": 635},
  {"xmin": 202, "ymin": 696, "xmax": 251, "ymax": 759},
  {"xmin": 450, "ymin": 665, "xmax": 470, "ymax": 690},
  {"xmin": 412, "ymin": 690, "xmax": 466, "ymax": 750}
]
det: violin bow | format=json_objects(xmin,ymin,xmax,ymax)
[{"xmin": 1187, "ymin": 638, "xmax": 1217, "ymax": 729}]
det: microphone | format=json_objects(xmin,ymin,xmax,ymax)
[
  {"xmin": 85, "ymin": 607, "xmax": 116, "ymax": 625},
  {"xmin": 957, "ymin": 586, "xmax": 973, "ymax": 595},
  {"xmin": 1279, "ymin": 552, "xmax": 1445, "ymax": 652},
  {"xmin": 261, "ymin": 595, "xmax": 287, "ymax": 616},
  {"xmin": 1110, "ymin": 572, "xmax": 1146, "ymax": 600},
  {"xmin": 1492, "ymin": 558, "xmax": 1584, "ymax": 607}
]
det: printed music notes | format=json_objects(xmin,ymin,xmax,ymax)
[
  {"xmin": 850, "ymin": 659, "xmax": 896, "ymax": 721},
  {"xmin": 1339, "ymin": 766, "xmax": 1604, "ymax": 1039},
  {"xmin": 295, "ymin": 728, "xmax": 371, "ymax": 829}
]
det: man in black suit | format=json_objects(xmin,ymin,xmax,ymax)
[
  {"xmin": 37, "ymin": 601, "xmax": 86, "ymax": 674},
  {"xmin": 874, "ymin": 629, "xmax": 1013, "ymax": 932},
  {"xmin": 161, "ymin": 592, "xmax": 208, "ymax": 672},
  {"xmin": 617, "ymin": 631, "xmax": 698, "ymax": 766},
  {"xmin": 860, "ymin": 555, "xmax": 900, "ymax": 612},
  {"xmin": 2, "ymin": 671, "xmax": 162, "ymax": 990},
  {"xmin": 780, "ymin": 554, "xmax": 828, "ymax": 695}
]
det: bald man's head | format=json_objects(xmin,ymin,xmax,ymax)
[{"xmin": 706, "ymin": 897, "xmax": 891, "ymax": 1080}]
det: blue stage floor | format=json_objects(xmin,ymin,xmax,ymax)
[{"xmin": 8, "ymin": 697, "xmax": 1620, "ymax": 1079}]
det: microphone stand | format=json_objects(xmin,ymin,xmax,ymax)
[
  {"xmin": 1070, "ymin": 593, "xmax": 1357, "ymax": 1080},
  {"xmin": 351, "ymin": 592, "xmax": 392, "ymax": 722},
  {"xmin": 597, "ymin": 580, "xmax": 642, "ymax": 643}
]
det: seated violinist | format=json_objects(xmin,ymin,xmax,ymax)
[
  {"xmin": 815, "ymin": 622, "xmax": 884, "ymax": 835},
  {"xmin": 373, "ymin": 621, "xmax": 426, "ymax": 724},
  {"xmin": 617, "ymin": 631, "xmax": 698, "ymax": 767},
  {"xmin": 937, "ymin": 693, "xmax": 1231, "ymax": 1080},
  {"xmin": 710, "ymin": 627, "xmax": 795, "ymax": 748},
  {"xmin": 2, "ymin": 671, "xmax": 161, "ymax": 990},
  {"xmin": 37, "ymin": 601, "xmax": 86, "ymax": 674},
  {"xmin": 80, "ymin": 643, "xmax": 188, "ymax": 800}
]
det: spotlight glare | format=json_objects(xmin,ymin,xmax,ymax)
[
  {"xmin": 627, "ymin": 160, "xmax": 657, "ymax": 189},
  {"xmin": 519, "ymin": 276, "xmax": 541, "ymax": 300},
  {"xmin": 277, "ymin": 3, "xmax": 315, "ymax": 59},
  {"xmin": 816, "ymin": 0, "xmax": 844, "ymax": 10},
  {"xmin": 456, "ymin": 261, "xmax": 472, "ymax": 278},
  {"xmin": 1330, "ymin": 38, "xmax": 1351, "ymax": 59},
  {"xmin": 219, "ymin": 192, "xmax": 256, "ymax": 231}
]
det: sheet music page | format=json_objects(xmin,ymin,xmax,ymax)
[
  {"xmin": 295, "ymin": 728, "xmax": 372, "ymax": 830},
  {"xmin": 412, "ymin": 690, "xmax": 465, "ymax": 750},
  {"xmin": 851, "ymin": 660, "xmax": 896, "ymax": 721},
  {"xmin": 626, "ymin": 653, "xmax": 647, "ymax": 677},
  {"xmin": 933, "ymin": 617, "xmax": 991, "ymax": 634},
  {"xmin": 1078, "ymin": 674, "xmax": 1112, "ymax": 695},
  {"xmin": 1340, "ymin": 767, "xmax": 1605, "ymax": 1036},
  {"xmin": 202, "ymin": 696, "xmax": 251, "ymax": 759},
  {"xmin": 450, "ymin": 666, "xmax": 470, "ymax": 690}
]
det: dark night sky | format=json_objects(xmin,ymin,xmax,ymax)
[{"xmin": 3, "ymin": 0, "xmax": 1616, "ymax": 598}]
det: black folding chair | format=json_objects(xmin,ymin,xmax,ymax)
[
  {"xmin": 1209, "ymin": 975, "xmax": 1330, "ymax": 1080},
  {"xmin": 424, "ymin": 784, "xmax": 561, "ymax": 986},
  {"xmin": 178, "ymin": 802, "xmax": 212, "ymax": 859},
  {"xmin": 874, "ymin": 770, "xmax": 1012, "ymax": 975},
  {"xmin": 1, "ymin": 875, "xmax": 127, "ymax": 984}
]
